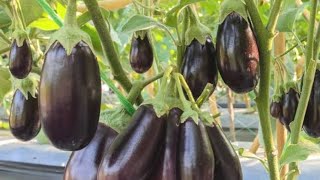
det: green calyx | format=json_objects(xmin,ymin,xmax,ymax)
[
  {"xmin": 11, "ymin": 28, "xmax": 27, "ymax": 47},
  {"xmin": 133, "ymin": 30, "xmax": 148, "ymax": 40},
  {"xmin": 143, "ymin": 66, "xmax": 182, "ymax": 118},
  {"xmin": 11, "ymin": 72, "xmax": 40, "ymax": 99},
  {"xmin": 184, "ymin": 7, "xmax": 211, "ymax": 45},
  {"xmin": 219, "ymin": 0, "xmax": 248, "ymax": 24},
  {"xmin": 46, "ymin": 0, "xmax": 93, "ymax": 55},
  {"xmin": 100, "ymin": 106, "xmax": 132, "ymax": 133},
  {"xmin": 284, "ymin": 81, "xmax": 299, "ymax": 94}
]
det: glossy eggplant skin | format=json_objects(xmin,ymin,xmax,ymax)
[
  {"xmin": 97, "ymin": 105, "xmax": 166, "ymax": 180},
  {"xmin": 304, "ymin": 70, "xmax": 320, "ymax": 137},
  {"xmin": 9, "ymin": 40, "xmax": 32, "ymax": 79},
  {"xmin": 206, "ymin": 123, "xmax": 243, "ymax": 180},
  {"xmin": 64, "ymin": 123, "xmax": 118, "ymax": 180},
  {"xmin": 9, "ymin": 90, "xmax": 40, "ymax": 141},
  {"xmin": 270, "ymin": 101, "xmax": 282, "ymax": 119},
  {"xmin": 216, "ymin": 12, "xmax": 259, "ymax": 93},
  {"xmin": 181, "ymin": 38, "xmax": 218, "ymax": 99},
  {"xmin": 39, "ymin": 41, "xmax": 101, "ymax": 151},
  {"xmin": 150, "ymin": 108, "xmax": 182, "ymax": 180},
  {"xmin": 280, "ymin": 88, "xmax": 299, "ymax": 131},
  {"xmin": 178, "ymin": 119, "xmax": 214, "ymax": 180},
  {"xmin": 130, "ymin": 35, "xmax": 153, "ymax": 73}
]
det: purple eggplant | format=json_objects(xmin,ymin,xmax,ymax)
[
  {"xmin": 39, "ymin": 41, "xmax": 101, "ymax": 151},
  {"xmin": 9, "ymin": 40, "xmax": 32, "ymax": 79},
  {"xmin": 64, "ymin": 123, "xmax": 118, "ymax": 180},
  {"xmin": 130, "ymin": 35, "xmax": 153, "ymax": 73}
]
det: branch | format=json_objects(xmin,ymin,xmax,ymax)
[{"xmin": 83, "ymin": 0, "xmax": 142, "ymax": 104}]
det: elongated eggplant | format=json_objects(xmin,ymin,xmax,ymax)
[
  {"xmin": 181, "ymin": 38, "xmax": 218, "ymax": 99},
  {"xmin": 64, "ymin": 123, "xmax": 118, "ymax": 180},
  {"xmin": 178, "ymin": 119, "xmax": 214, "ymax": 180},
  {"xmin": 216, "ymin": 12, "xmax": 259, "ymax": 93},
  {"xmin": 281, "ymin": 88, "xmax": 299, "ymax": 131},
  {"xmin": 206, "ymin": 123, "xmax": 242, "ymax": 180},
  {"xmin": 130, "ymin": 35, "xmax": 153, "ymax": 73},
  {"xmin": 97, "ymin": 105, "xmax": 166, "ymax": 180},
  {"xmin": 39, "ymin": 41, "xmax": 101, "ymax": 151},
  {"xmin": 150, "ymin": 108, "xmax": 182, "ymax": 180},
  {"xmin": 304, "ymin": 70, "xmax": 320, "ymax": 137},
  {"xmin": 270, "ymin": 101, "xmax": 282, "ymax": 119},
  {"xmin": 9, "ymin": 90, "xmax": 40, "ymax": 141},
  {"xmin": 9, "ymin": 40, "xmax": 32, "ymax": 79}
]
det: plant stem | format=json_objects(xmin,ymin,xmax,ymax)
[
  {"xmin": 288, "ymin": 0, "xmax": 318, "ymax": 179},
  {"xmin": 313, "ymin": 22, "xmax": 320, "ymax": 60},
  {"xmin": 127, "ymin": 72, "xmax": 164, "ymax": 103},
  {"xmin": 83, "ymin": 0, "xmax": 142, "ymax": 104},
  {"xmin": 244, "ymin": 0, "xmax": 284, "ymax": 180},
  {"xmin": 177, "ymin": 9, "xmax": 189, "ymax": 70},
  {"xmin": 64, "ymin": 0, "xmax": 77, "ymax": 27},
  {"xmin": 178, "ymin": 74, "xmax": 200, "ymax": 112},
  {"xmin": 36, "ymin": 0, "xmax": 63, "ymax": 26},
  {"xmin": 196, "ymin": 83, "xmax": 214, "ymax": 107}
]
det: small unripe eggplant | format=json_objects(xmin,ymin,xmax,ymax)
[
  {"xmin": 39, "ymin": 41, "xmax": 101, "ymax": 151},
  {"xmin": 150, "ymin": 108, "xmax": 182, "ymax": 180},
  {"xmin": 9, "ymin": 90, "xmax": 40, "ymax": 141},
  {"xmin": 270, "ymin": 101, "xmax": 282, "ymax": 119},
  {"xmin": 129, "ymin": 35, "xmax": 153, "ymax": 73},
  {"xmin": 304, "ymin": 70, "xmax": 320, "ymax": 137},
  {"xmin": 206, "ymin": 124, "xmax": 243, "ymax": 180},
  {"xmin": 281, "ymin": 88, "xmax": 299, "ymax": 131},
  {"xmin": 9, "ymin": 40, "xmax": 32, "ymax": 79},
  {"xmin": 64, "ymin": 123, "xmax": 118, "ymax": 180},
  {"xmin": 181, "ymin": 38, "xmax": 218, "ymax": 99},
  {"xmin": 216, "ymin": 12, "xmax": 260, "ymax": 93},
  {"xmin": 178, "ymin": 119, "xmax": 214, "ymax": 180},
  {"xmin": 98, "ymin": 105, "xmax": 166, "ymax": 180}
]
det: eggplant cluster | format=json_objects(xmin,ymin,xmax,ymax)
[
  {"xmin": 181, "ymin": 38, "xmax": 218, "ymax": 99},
  {"xmin": 64, "ymin": 105, "xmax": 242, "ymax": 180},
  {"xmin": 216, "ymin": 12, "xmax": 260, "ymax": 93},
  {"xmin": 270, "ymin": 88, "xmax": 300, "ymax": 131}
]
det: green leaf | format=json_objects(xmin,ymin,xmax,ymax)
[
  {"xmin": 0, "ymin": 8, "xmax": 11, "ymax": 29},
  {"xmin": 276, "ymin": 2, "xmax": 306, "ymax": 32},
  {"xmin": 238, "ymin": 148, "xmax": 269, "ymax": 172},
  {"xmin": 280, "ymin": 135, "xmax": 320, "ymax": 168},
  {"xmin": 100, "ymin": 107, "xmax": 132, "ymax": 132},
  {"xmin": 120, "ymin": 15, "xmax": 169, "ymax": 33},
  {"xmin": 0, "ymin": 68, "xmax": 12, "ymax": 100},
  {"xmin": 20, "ymin": 0, "xmax": 44, "ymax": 25},
  {"xmin": 165, "ymin": 0, "xmax": 206, "ymax": 27},
  {"xmin": 219, "ymin": 0, "xmax": 247, "ymax": 24},
  {"xmin": 29, "ymin": 18, "xmax": 60, "ymax": 31}
]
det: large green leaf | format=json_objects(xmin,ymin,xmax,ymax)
[
  {"xmin": 120, "ymin": 15, "xmax": 171, "ymax": 34},
  {"xmin": 276, "ymin": 2, "xmax": 306, "ymax": 32},
  {"xmin": 279, "ymin": 134, "xmax": 320, "ymax": 168},
  {"xmin": 0, "ymin": 8, "xmax": 11, "ymax": 29},
  {"xmin": 20, "ymin": 0, "xmax": 44, "ymax": 25},
  {"xmin": 28, "ymin": 18, "xmax": 60, "ymax": 31}
]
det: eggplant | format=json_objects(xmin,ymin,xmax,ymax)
[
  {"xmin": 9, "ymin": 90, "xmax": 40, "ymax": 141},
  {"xmin": 303, "ymin": 70, "xmax": 320, "ymax": 137},
  {"xmin": 206, "ymin": 123, "xmax": 243, "ymax": 180},
  {"xmin": 181, "ymin": 38, "xmax": 218, "ymax": 99},
  {"xmin": 130, "ymin": 35, "xmax": 153, "ymax": 73},
  {"xmin": 178, "ymin": 119, "xmax": 214, "ymax": 180},
  {"xmin": 270, "ymin": 101, "xmax": 282, "ymax": 119},
  {"xmin": 97, "ymin": 105, "xmax": 166, "ymax": 180},
  {"xmin": 39, "ymin": 41, "xmax": 101, "ymax": 151},
  {"xmin": 64, "ymin": 123, "xmax": 118, "ymax": 180},
  {"xmin": 216, "ymin": 12, "xmax": 259, "ymax": 93},
  {"xmin": 9, "ymin": 40, "xmax": 32, "ymax": 79},
  {"xmin": 150, "ymin": 108, "xmax": 182, "ymax": 180},
  {"xmin": 281, "ymin": 88, "xmax": 299, "ymax": 131}
]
